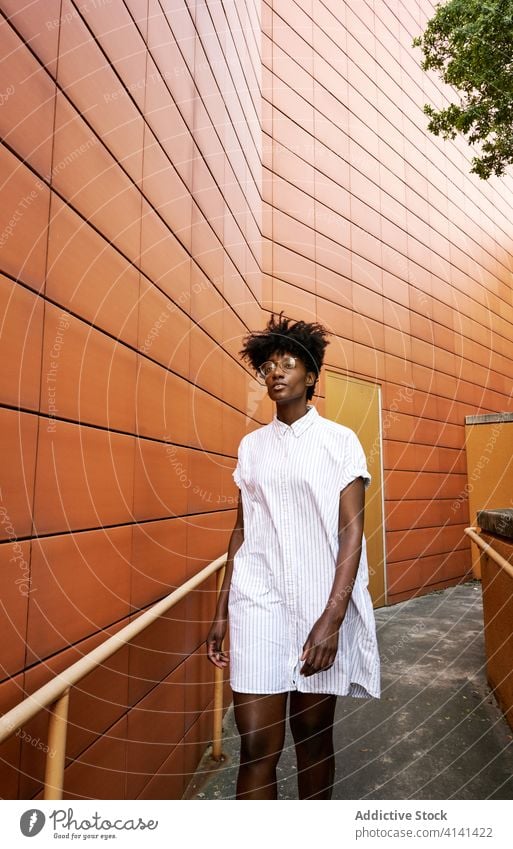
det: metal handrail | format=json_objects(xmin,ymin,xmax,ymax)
[
  {"xmin": 0, "ymin": 552, "xmax": 227, "ymax": 799},
  {"xmin": 465, "ymin": 527, "xmax": 513, "ymax": 580}
]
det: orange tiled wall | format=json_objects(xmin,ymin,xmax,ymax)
[
  {"xmin": 1, "ymin": 0, "xmax": 513, "ymax": 800},
  {"xmin": 258, "ymin": 0, "xmax": 513, "ymax": 602},
  {"xmin": 0, "ymin": 0, "xmax": 264, "ymax": 800}
]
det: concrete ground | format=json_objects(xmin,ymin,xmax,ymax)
[{"xmin": 186, "ymin": 582, "xmax": 513, "ymax": 800}]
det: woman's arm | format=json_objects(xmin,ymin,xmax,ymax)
[
  {"xmin": 300, "ymin": 476, "xmax": 365, "ymax": 677},
  {"xmin": 206, "ymin": 492, "xmax": 244, "ymax": 668}
]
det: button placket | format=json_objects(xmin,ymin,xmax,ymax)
[{"xmin": 279, "ymin": 429, "xmax": 298, "ymax": 685}]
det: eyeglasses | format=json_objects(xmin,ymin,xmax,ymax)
[{"xmin": 257, "ymin": 355, "xmax": 297, "ymax": 382}]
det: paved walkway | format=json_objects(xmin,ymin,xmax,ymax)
[{"xmin": 187, "ymin": 582, "xmax": 513, "ymax": 799}]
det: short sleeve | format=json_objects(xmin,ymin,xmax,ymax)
[
  {"xmin": 339, "ymin": 430, "xmax": 371, "ymax": 492},
  {"xmin": 232, "ymin": 438, "xmax": 244, "ymax": 488}
]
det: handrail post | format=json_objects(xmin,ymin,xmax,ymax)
[
  {"xmin": 212, "ymin": 565, "xmax": 226, "ymax": 761},
  {"xmin": 44, "ymin": 688, "xmax": 70, "ymax": 800}
]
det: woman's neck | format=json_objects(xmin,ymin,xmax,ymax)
[{"xmin": 275, "ymin": 400, "xmax": 310, "ymax": 426}]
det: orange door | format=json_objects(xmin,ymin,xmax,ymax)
[{"xmin": 325, "ymin": 372, "xmax": 387, "ymax": 607}]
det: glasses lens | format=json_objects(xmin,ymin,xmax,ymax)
[
  {"xmin": 260, "ymin": 362, "xmax": 275, "ymax": 377},
  {"xmin": 259, "ymin": 357, "xmax": 296, "ymax": 379}
]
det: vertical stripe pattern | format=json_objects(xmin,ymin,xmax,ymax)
[{"xmin": 228, "ymin": 405, "xmax": 381, "ymax": 697}]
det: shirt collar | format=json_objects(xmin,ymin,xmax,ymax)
[{"xmin": 272, "ymin": 405, "xmax": 319, "ymax": 439}]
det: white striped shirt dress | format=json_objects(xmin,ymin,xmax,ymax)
[{"xmin": 228, "ymin": 404, "xmax": 380, "ymax": 698}]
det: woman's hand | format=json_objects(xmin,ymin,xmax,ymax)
[
  {"xmin": 300, "ymin": 613, "xmax": 340, "ymax": 677},
  {"xmin": 206, "ymin": 619, "xmax": 229, "ymax": 668}
]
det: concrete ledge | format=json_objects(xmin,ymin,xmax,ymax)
[
  {"xmin": 465, "ymin": 412, "xmax": 513, "ymax": 425},
  {"xmin": 477, "ymin": 509, "xmax": 513, "ymax": 540}
]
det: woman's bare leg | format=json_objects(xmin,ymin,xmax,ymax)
[
  {"xmin": 233, "ymin": 691, "xmax": 288, "ymax": 799},
  {"xmin": 289, "ymin": 691, "xmax": 337, "ymax": 799}
]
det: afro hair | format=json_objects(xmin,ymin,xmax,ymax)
[{"xmin": 239, "ymin": 311, "xmax": 330, "ymax": 401}]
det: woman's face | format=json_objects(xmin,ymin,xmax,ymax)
[{"xmin": 262, "ymin": 350, "xmax": 315, "ymax": 404}]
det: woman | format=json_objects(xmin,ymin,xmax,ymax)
[{"xmin": 206, "ymin": 312, "xmax": 380, "ymax": 799}]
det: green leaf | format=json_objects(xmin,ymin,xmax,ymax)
[{"xmin": 413, "ymin": 0, "xmax": 513, "ymax": 178}]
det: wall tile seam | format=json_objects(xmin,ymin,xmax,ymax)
[
  {"xmin": 71, "ymin": 0, "xmax": 255, "ymax": 173},
  {"xmin": 387, "ymin": 458, "xmax": 466, "ymax": 470},
  {"xmin": 273, "ymin": 0, "xmax": 513, "ymax": 218},
  {"xmin": 137, "ymin": 706, "xmax": 220, "ymax": 799},
  {"xmin": 4, "ymin": 25, "xmax": 508, "ymax": 358},
  {"xmin": 386, "ymin": 531, "xmax": 471, "ymax": 541},
  {"xmin": 387, "ymin": 556, "xmax": 471, "ymax": 572},
  {"xmin": 270, "ymin": 0, "xmax": 315, "ymax": 36},
  {"xmin": 0, "ymin": 410, "xmax": 250, "ymax": 458},
  {"xmin": 213, "ymin": 0, "xmax": 262, "ymax": 81},
  {"xmin": 266, "ymin": 159, "xmax": 496, "ymax": 274},
  {"xmin": 271, "ymin": 33, "xmax": 427, "ymax": 135},
  {"xmin": 268, "ymin": 267, "xmax": 513, "ymax": 356},
  {"xmin": 1, "ymin": 483, "xmax": 480, "ymax": 535},
  {"xmin": 389, "ymin": 580, "xmax": 474, "ymax": 598},
  {"xmin": 0, "ymin": 401, "xmax": 256, "ymax": 457},
  {"xmin": 164, "ymin": 2, "xmax": 265, "ymax": 185},
  {"xmin": 387, "ymin": 525, "xmax": 471, "ymax": 535},
  {"xmin": 386, "ymin": 579, "xmax": 470, "ymax": 597},
  {"xmin": 268, "ymin": 77, "xmax": 412, "ymax": 181},
  {"xmin": 15, "ymin": 635, "xmax": 212, "ymax": 699},
  {"xmin": 310, "ymin": 36, "xmax": 506, "ymax": 220},
  {"xmin": 265, "ymin": 105, "xmax": 513, "ymax": 255},
  {"xmin": 7, "ymin": 2, "xmax": 511, "ymax": 248},
  {"xmin": 382, "ymin": 374, "xmax": 502, "ymax": 394},
  {"xmin": 0, "ymin": 395, "xmax": 267, "ymax": 437},
  {"xmin": 4, "ymin": 623, "xmax": 139, "ymax": 687},
  {"xmin": 263, "ymin": 50, "xmax": 347, "ymax": 108},
  {"xmin": 0, "ymin": 377, "xmax": 275, "ymax": 433},
  {"xmin": 0, "ymin": 27, "xmax": 267, "ymax": 267},
  {"xmin": 351, "ymin": 358, "xmax": 510, "ymax": 392},
  {"xmin": 386, "ymin": 580, "xmax": 469, "ymax": 601},
  {"xmin": 383, "ymin": 437, "xmax": 465, "ymax": 452},
  {"xmin": 0, "ymin": 132, "xmax": 265, "ymax": 309},
  {"xmin": 385, "ymin": 512, "xmax": 468, "ymax": 533},
  {"xmin": 383, "ymin": 438, "xmax": 464, "ymax": 450},
  {"xmin": 0, "ymin": 288, "xmax": 266, "ymax": 415},
  {"xmin": 385, "ymin": 264, "xmax": 509, "ymax": 336},
  {"xmin": 383, "ymin": 460, "xmax": 465, "ymax": 474},
  {"xmin": 1, "ymin": 154, "xmax": 275, "ymax": 356},
  {"xmin": 129, "ymin": 738, "xmax": 200, "ymax": 800},
  {"xmin": 419, "ymin": 138, "xmax": 513, "ymax": 232},
  {"xmin": 18, "ymin": 681, "xmax": 214, "ymax": 798},
  {"xmin": 15, "ymin": 616, "xmax": 217, "ymax": 673},
  {"xmin": 383, "ymin": 468, "xmax": 467, "ymax": 474},
  {"xmin": 387, "ymin": 548, "xmax": 470, "ymax": 572},
  {"xmin": 0, "ymin": 507, "xmax": 237, "ymax": 546},
  {"xmin": 385, "ymin": 496, "xmax": 471, "ymax": 503},
  {"xmin": 217, "ymin": 0, "xmax": 263, "ymax": 95},
  {"xmin": 385, "ymin": 440, "xmax": 466, "ymax": 452},
  {"xmin": 369, "ymin": 79, "xmax": 513, "ymax": 229},
  {"xmin": 387, "ymin": 572, "xmax": 472, "ymax": 588},
  {"xmin": 0, "ymin": 12, "xmax": 154, "ymax": 157},
  {"xmin": 406, "ymin": 197, "xmax": 513, "ymax": 273},
  {"xmin": 270, "ymin": 178, "xmax": 512, "ymax": 300},
  {"xmin": 386, "ymin": 553, "xmax": 470, "ymax": 566}
]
